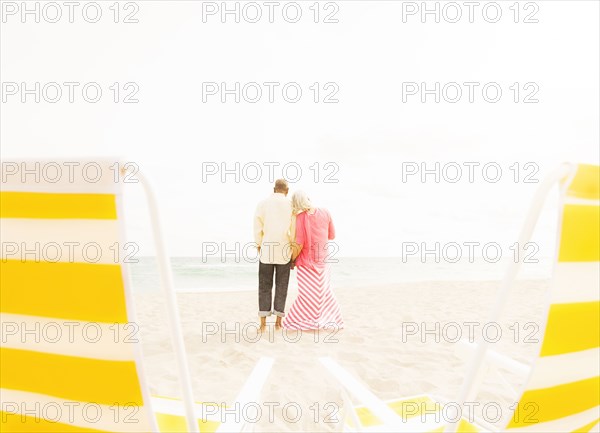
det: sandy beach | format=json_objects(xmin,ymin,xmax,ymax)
[{"xmin": 133, "ymin": 279, "xmax": 550, "ymax": 432}]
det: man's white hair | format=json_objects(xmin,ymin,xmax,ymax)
[{"xmin": 291, "ymin": 190, "xmax": 312, "ymax": 214}]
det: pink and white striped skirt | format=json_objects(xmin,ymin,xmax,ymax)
[{"xmin": 282, "ymin": 264, "xmax": 344, "ymax": 331}]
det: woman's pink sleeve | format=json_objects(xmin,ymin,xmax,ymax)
[
  {"xmin": 295, "ymin": 213, "xmax": 306, "ymax": 245},
  {"xmin": 328, "ymin": 211, "xmax": 336, "ymax": 240}
]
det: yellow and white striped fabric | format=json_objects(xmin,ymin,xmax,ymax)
[
  {"xmin": 0, "ymin": 159, "xmax": 157, "ymax": 432},
  {"xmin": 506, "ymin": 164, "xmax": 600, "ymax": 432},
  {"xmin": 347, "ymin": 395, "xmax": 481, "ymax": 432},
  {"xmin": 152, "ymin": 396, "xmax": 221, "ymax": 433}
]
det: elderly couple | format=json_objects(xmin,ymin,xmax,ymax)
[{"xmin": 253, "ymin": 179, "xmax": 344, "ymax": 332}]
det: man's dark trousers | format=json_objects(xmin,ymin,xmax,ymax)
[{"xmin": 258, "ymin": 261, "xmax": 291, "ymax": 317}]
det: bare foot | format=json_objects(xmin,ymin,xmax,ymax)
[
  {"xmin": 259, "ymin": 317, "xmax": 267, "ymax": 333},
  {"xmin": 275, "ymin": 317, "xmax": 282, "ymax": 330}
]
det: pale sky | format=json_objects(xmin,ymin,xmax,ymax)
[{"xmin": 2, "ymin": 1, "xmax": 598, "ymax": 257}]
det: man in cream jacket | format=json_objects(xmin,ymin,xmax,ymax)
[{"xmin": 254, "ymin": 179, "xmax": 294, "ymax": 331}]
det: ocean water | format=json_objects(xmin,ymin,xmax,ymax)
[{"xmin": 129, "ymin": 256, "xmax": 553, "ymax": 293}]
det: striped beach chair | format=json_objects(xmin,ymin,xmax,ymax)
[
  {"xmin": 0, "ymin": 159, "xmax": 273, "ymax": 432},
  {"xmin": 321, "ymin": 163, "xmax": 600, "ymax": 432}
]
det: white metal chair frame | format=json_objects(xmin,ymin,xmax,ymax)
[
  {"xmin": 446, "ymin": 162, "xmax": 577, "ymax": 432},
  {"xmin": 320, "ymin": 163, "xmax": 582, "ymax": 433},
  {"xmin": 132, "ymin": 169, "xmax": 200, "ymax": 433},
  {"xmin": 133, "ymin": 167, "xmax": 275, "ymax": 433},
  {"xmin": 1, "ymin": 159, "xmax": 272, "ymax": 433}
]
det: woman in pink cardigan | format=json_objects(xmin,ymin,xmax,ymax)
[{"xmin": 282, "ymin": 191, "xmax": 344, "ymax": 331}]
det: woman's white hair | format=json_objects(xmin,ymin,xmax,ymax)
[{"xmin": 291, "ymin": 190, "xmax": 313, "ymax": 214}]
